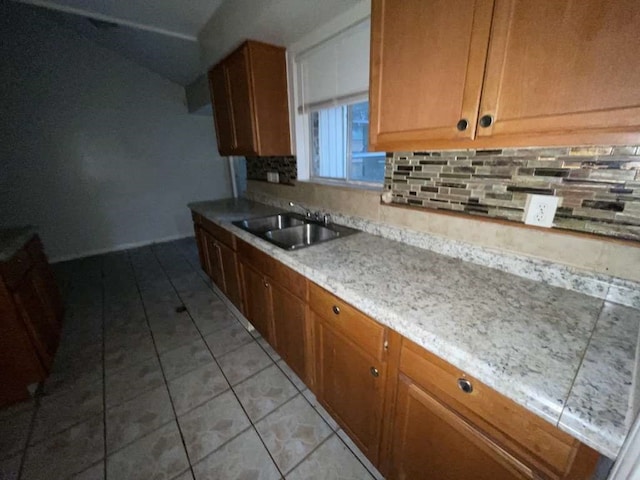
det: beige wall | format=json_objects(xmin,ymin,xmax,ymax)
[{"xmin": 247, "ymin": 180, "xmax": 640, "ymax": 282}]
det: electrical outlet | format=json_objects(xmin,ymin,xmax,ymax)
[
  {"xmin": 267, "ymin": 172, "xmax": 280, "ymax": 183},
  {"xmin": 523, "ymin": 194, "xmax": 560, "ymax": 227}
]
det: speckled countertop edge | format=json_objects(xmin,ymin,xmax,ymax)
[
  {"xmin": 189, "ymin": 198, "xmax": 639, "ymax": 459},
  {"xmin": 0, "ymin": 226, "xmax": 36, "ymax": 262}
]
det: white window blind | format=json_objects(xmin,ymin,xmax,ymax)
[{"xmin": 296, "ymin": 19, "xmax": 371, "ymax": 113}]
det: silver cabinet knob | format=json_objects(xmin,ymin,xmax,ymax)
[
  {"xmin": 332, "ymin": 305, "xmax": 340, "ymax": 315},
  {"xmin": 264, "ymin": 281, "xmax": 269, "ymax": 288},
  {"xmin": 370, "ymin": 367, "xmax": 379, "ymax": 378},
  {"xmin": 457, "ymin": 378, "xmax": 473, "ymax": 394}
]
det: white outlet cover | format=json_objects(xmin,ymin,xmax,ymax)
[{"xmin": 523, "ymin": 194, "xmax": 560, "ymax": 228}]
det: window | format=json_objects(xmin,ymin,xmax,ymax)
[
  {"xmin": 310, "ymin": 101, "xmax": 385, "ymax": 184},
  {"xmin": 294, "ymin": 18, "xmax": 384, "ymax": 185}
]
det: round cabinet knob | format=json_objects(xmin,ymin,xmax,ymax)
[
  {"xmin": 456, "ymin": 119, "xmax": 469, "ymax": 131},
  {"xmin": 370, "ymin": 367, "xmax": 379, "ymax": 378},
  {"xmin": 479, "ymin": 114, "xmax": 493, "ymax": 128},
  {"xmin": 264, "ymin": 281, "xmax": 270, "ymax": 288},
  {"xmin": 332, "ymin": 305, "xmax": 340, "ymax": 315},
  {"xmin": 457, "ymin": 378, "xmax": 473, "ymax": 394}
]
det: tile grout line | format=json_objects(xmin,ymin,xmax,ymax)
[
  {"xmin": 127, "ymin": 249, "xmax": 198, "ymax": 480},
  {"xmin": 150, "ymin": 243, "xmax": 287, "ymax": 479},
  {"xmin": 168, "ymin": 239, "xmax": 369, "ymax": 478}
]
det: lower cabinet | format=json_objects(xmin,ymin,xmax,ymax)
[
  {"xmin": 388, "ymin": 338, "xmax": 600, "ymax": 480},
  {"xmin": 0, "ymin": 235, "xmax": 63, "ymax": 407},
  {"xmin": 310, "ymin": 284, "xmax": 389, "ymax": 465},
  {"xmin": 192, "ymin": 213, "xmax": 243, "ymax": 313},
  {"xmin": 190, "ymin": 213, "xmax": 599, "ymax": 480},
  {"xmin": 237, "ymin": 238, "xmax": 310, "ymax": 385},
  {"xmin": 391, "ymin": 374, "xmax": 533, "ymax": 480}
]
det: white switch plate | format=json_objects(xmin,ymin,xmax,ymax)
[{"xmin": 523, "ymin": 194, "xmax": 560, "ymax": 227}]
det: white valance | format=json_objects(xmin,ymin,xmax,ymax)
[{"xmin": 296, "ymin": 18, "xmax": 370, "ymax": 113}]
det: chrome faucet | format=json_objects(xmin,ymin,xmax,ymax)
[{"xmin": 288, "ymin": 202, "xmax": 314, "ymax": 219}]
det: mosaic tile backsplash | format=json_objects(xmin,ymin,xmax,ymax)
[
  {"xmin": 246, "ymin": 156, "xmax": 297, "ymax": 185},
  {"xmin": 385, "ymin": 146, "xmax": 640, "ymax": 241}
]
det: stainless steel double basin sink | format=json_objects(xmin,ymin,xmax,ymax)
[{"xmin": 233, "ymin": 213, "xmax": 358, "ymax": 250}]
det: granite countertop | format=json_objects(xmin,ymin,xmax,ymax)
[
  {"xmin": 189, "ymin": 198, "xmax": 640, "ymax": 459},
  {"xmin": 0, "ymin": 226, "xmax": 37, "ymax": 262}
]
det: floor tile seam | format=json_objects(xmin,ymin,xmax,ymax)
[
  {"xmin": 170, "ymin": 384, "xmax": 231, "ymax": 418},
  {"xmin": 335, "ymin": 430, "xmax": 379, "ymax": 480},
  {"xmin": 161, "ymin": 359, "xmax": 219, "ymax": 385},
  {"xmin": 273, "ymin": 361, "xmax": 307, "ymax": 395},
  {"xmin": 252, "ymin": 392, "xmax": 307, "ymax": 431},
  {"xmin": 233, "ymin": 388, "xmax": 300, "ymax": 426},
  {"xmin": 104, "ymin": 417, "xmax": 175, "ymax": 458},
  {"xmin": 187, "ymin": 424, "xmax": 254, "ymax": 471},
  {"xmin": 154, "ymin": 250, "xmax": 287, "ymax": 480},
  {"xmin": 300, "ymin": 393, "xmax": 339, "ymax": 433},
  {"xmin": 208, "ymin": 337, "xmax": 260, "ymax": 363},
  {"xmin": 280, "ymin": 430, "xmax": 336, "ymax": 477},
  {"xmin": 127, "ymin": 250, "xmax": 198, "ymax": 480}
]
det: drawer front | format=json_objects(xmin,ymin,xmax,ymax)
[
  {"xmin": 0, "ymin": 247, "xmax": 33, "ymax": 290},
  {"xmin": 309, "ymin": 283, "xmax": 385, "ymax": 360},
  {"xmin": 399, "ymin": 338, "xmax": 577, "ymax": 477},
  {"xmin": 200, "ymin": 216, "xmax": 236, "ymax": 250},
  {"xmin": 237, "ymin": 238, "xmax": 274, "ymax": 278},
  {"xmin": 236, "ymin": 238, "xmax": 307, "ymax": 300}
]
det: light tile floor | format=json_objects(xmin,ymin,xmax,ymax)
[{"xmin": 0, "ymin": 238, "xmax": 384, "ymax": 480}]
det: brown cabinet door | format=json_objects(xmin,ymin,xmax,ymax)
[
  {"xmin": 194, "ymin": 225, "xmax": 208, "ymax": 273},
  {"xmin": 226, "ymin": 46, "xmax": 258, "ymax": 155},
  {"xmin": 240, "ymin": 262, "xmax": 273, "ymax": 342},
  {"xmin": 369, "ymin": 0, "xmax": 494, "ymax": 150},
  {"xmin": 209, "ymin": 64, "xmax": 236, "ymax": 154},
  {"xmin": 389, "ymin": 374, "xmax": 533, "ymax": 480},
  {"xmin": 478, "ymin": 0, "xmax": 640, "ymax": 146},
  {"xmin": 12, "ymin": 271, "xmax": 59, "ymax": 370},
  {"xmin": 203, "ymin": 233, "xmax": 224, "ymax": 290},
  {"xmin": 314, "ymin": 318, "xmax": 385, "ymax": 464},
  {"xmin": 271, "ymin": 282, "xmax": 307, "ymax": 384},
  {"xmin": 218, "ymin": 242, "xmax": 243, "ymax": 313}
]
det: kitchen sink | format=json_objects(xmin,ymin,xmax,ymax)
[
  {"xmin": 233, "ymin": 212, "xmax": 358, "ymax": 250},
  {"xmin": 234, "ymin": 213, "xmax": 306, "ymax": 233},
  {"xmin": 264, "ymin": 223, "xmax": 339, "ymax": 250}
]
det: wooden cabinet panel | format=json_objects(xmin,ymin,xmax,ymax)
[
  {"xmin": 218, "ymin": 242, "xmax": 243, "ymax": 313},
  {"xmin": 194, "ymin": 225, "xmax": 208, "ymax": 272},
  {"xmin": 247, "ymin": 41, "xmax": 291, "ymax": 156},
  {"xmin": 309, "ymin": 283, "xmax": 385, "ymax": 360},
  {"xmin": 12, "ymin": 271, "xmax": 60, "ymax": 370},
  {"xmin": 208, "ymin": 40, "xmax": 291, "ymax": 156},
  {"xmin": 314, "ymin": 319, "xmax": 386, "ymax": 464},
  {"xmin": 203, "ymin": 232, "xmax": 224, "ymax": 290},
  {"xmin": 209, "ymin": 64, "xmax": 236, "ymax": 154},
  {"xmin": 271, "ymin": 282, "xmax": 307, "ymax": 383},
  {"xmin": 369, "ymin": 0, "xmax": 494, "ymax": 150},
  {"xmin": 390, "ymin": 374, "xmax": 533, "ymax": 480},
  {"xmin": 370, "ymin": 0, "xmax": 640, "ymax": 150},
  {"xmin": 240, "ymin": 261, "xmax": 273, "ymax": 342},
  {"xmin": 478, "ymin": 0, "xmax": 640, "ymax": 146},
  {"xmin": 226, "ymin": 46, "xmax": 257, "ymax": 155}
]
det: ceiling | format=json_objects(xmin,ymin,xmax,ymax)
[{"xmin": 16, "ymin": 0, "xmax": 364, "ymax": 88}]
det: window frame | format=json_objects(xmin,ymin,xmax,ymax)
[{"xmin": 307, "ymin": 97, "xmax": 385, "ymax": 187}]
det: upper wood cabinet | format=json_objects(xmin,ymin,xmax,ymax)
[
  {"xmin": 369, "ymin": 0, "xmax": 640, "ymax": 151},
  {"xmin": 208, "ymin": 40, "xmax": 292, "ymax": 156}
]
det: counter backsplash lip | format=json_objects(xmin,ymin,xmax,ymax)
[{"xmin": 188, "ymin": 197, "xmax": 639, "ymax": 459}]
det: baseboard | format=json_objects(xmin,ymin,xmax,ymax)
[{"xmin": 50, "ymin": 233, "xmax": 195, "ymax": 264}]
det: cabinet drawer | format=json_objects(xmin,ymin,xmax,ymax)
[
  {"xmin": 0, "ymin": 247, "xmax": 33, "ymax": 290},
  {"xmin": 200, "ymin": 216, "xmax": 236, "ymax": 250},
  {"xmin": 399, "ymin": 338, "xmax": 581, "ymax": 478},
  {"xmin": 309, "ymin": 283, "xmax": 385, "ymax": 360},
  {"xmin": 236, "ymin": 239, "xmax": 307, "ymax": 300}
]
